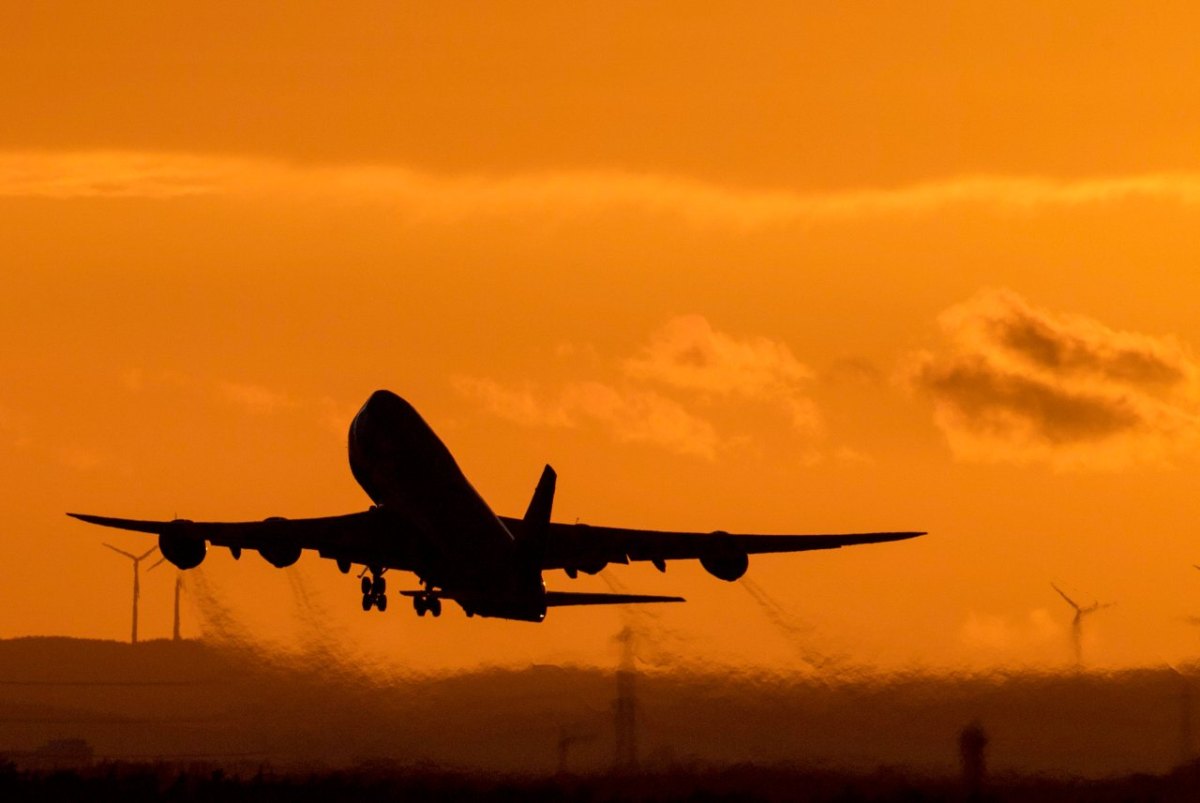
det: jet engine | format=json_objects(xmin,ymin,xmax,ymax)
[
  {"xmin": 258, "ymin": 542, "xmax": 302, "ymax": 569},
  {"xmin": 699, "ymin": 534, "xmax": 748, "ymax": 581},
  {"xmin": 158, "ymin": 521, "xmax": 207, "ymax": 569}
]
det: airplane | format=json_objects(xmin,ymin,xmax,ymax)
[{"xmin": 69, "ymin": 390, "xmax": 924, "ymax": 622}]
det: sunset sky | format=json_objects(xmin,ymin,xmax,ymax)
[{"xmin": 6, "ymin": 2, "xmax": 1200, "ymax": 675}]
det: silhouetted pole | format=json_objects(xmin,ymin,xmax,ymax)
[
  {"xmin": 958, "ymin": 720, "xmax": 988, "ymax": 802},
  {"xmin": 557, "ymin": 726, "xmax": 570, "ymax": 775},
  {"xmin": 1168, "ymin": 665, "xmax": 1197, "ymax": 766},
  {"xmin": 613, "ymin": 625, "xmax": 638, "ymax": 773},
  {"xmin": 104, "ymin": 544, "xmax": 158, "ymax": 644},
  {"xmin": 171, "ymin": 573, "xmax": 182, "ymax": 640},
  {"xmin": 1182, "ymin": 677, "xmax": 1195, "ymax": 766},
  {"xmin": 150, "ymin": 556, "xmax": 183, "ymax": 641}
]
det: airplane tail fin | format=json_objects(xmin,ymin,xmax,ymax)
[{"xmin": 517, "ymin": 464, "xmax": 556, "ymax": 564}]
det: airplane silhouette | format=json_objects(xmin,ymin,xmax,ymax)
[{"xmin": 69, "ymin": 390, "xmax": 924, "ymax": 622}]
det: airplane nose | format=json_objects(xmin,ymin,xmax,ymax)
[
  {"xmin": 367, "ymin": 389, "xmax": 396, "ymax": 407},
  {"xmin": 368, "ymin": 389, "xmax": 412, "ymax": 413}
]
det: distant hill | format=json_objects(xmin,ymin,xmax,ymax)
[{"xmin": 0, "ymin": 637, "xmax": 1195, "ymax": 777}]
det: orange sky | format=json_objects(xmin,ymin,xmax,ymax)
[{"xmin": 6, "ymin": 1, "xmax": 1200, "ymax": 675}]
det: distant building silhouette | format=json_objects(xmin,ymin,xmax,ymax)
[{"xmin": 613, "ymin": 626, "xmax": 638, "ymax": 772}]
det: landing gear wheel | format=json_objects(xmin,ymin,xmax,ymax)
[
  {"xmin": 414, "ymin": 596, "xmax": 427, "ymax": 616},
  {"xmin": 361, "ymin": 576, "xmax": 372, "ymax": 595},
  {"xmin": 377, "ymin": 594, "xmax": 388, "ymax": 612},
  {"xmin": 361, "ymin": 593, "xmax": 373, "ymax": 611},
  {"xmin": 375, "ymin": 576, "xmax": 387, "ymax": 595},
  {"xmin": 429, "ymin": 597, "xmax": 442, "ymax": 618}
]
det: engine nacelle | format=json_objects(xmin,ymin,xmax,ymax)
[
  {"xmin": 699, "ymin": 534, "xmax": 748, "ymax": 582},
  {"xmin": 258, "ymin": 542, "xmax": 302, "ymax": 569},
  {"xmin": 158, "ymin": 522, "xmax": 207, "ymax": 570}
]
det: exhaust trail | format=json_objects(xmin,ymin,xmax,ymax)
[
  {"xmin": 187, "ymin": 566, "xmax": 253, "ymax": 648},
  {"xmin": 740, "ymin": 578, "xmax": 842, "ymax": 671},
  {"xmin": 598, "ymin": 570, "xmax": 691, "ymax": 668},
  {"xmin": 285, "ymin": 564, "xmax": 338, "ymax": 658}
]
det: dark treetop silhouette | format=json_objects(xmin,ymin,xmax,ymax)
[{"xmin": 69, "ymin": 390, "xmax": 924, "ymax": 622}]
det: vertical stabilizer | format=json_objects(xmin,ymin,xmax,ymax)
[{"xmin": 519, "ymin": 464, "xmax": 556, "ymax": 564}]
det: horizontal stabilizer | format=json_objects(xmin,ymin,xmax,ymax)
[
  {"xmin": 399, "ymin": 590, "xmax": 685, "ymax": 606},
  {"xmin": 543, "ymin": 591, "xmax": 685, "ymax": 607}
]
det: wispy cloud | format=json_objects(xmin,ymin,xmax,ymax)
[
  {"xmin": 0, "ymin": 151, "xmax": 231, "ymax": 199},
  {"xmin": 454, "ymin": 377, "xmax": 719, "ymax": 459},
  {"xmin": 960, "ymin": 608, "xmax": 1060, "ymax": 652},
  {"xmin": 120, "ymin": 370, "xmax": 351, "ymax": 437},
  {"xmin": 625, "ymin": 314, "xmax": 812, "ymax": 395},
  {"xmin": 10, "ymin": 150, "xmax": 1200, "ymax": 226},
  {"xmin": 216, "ymin": 381, "xmax": 300, "ymax": 415},
  {"xmin": 907, "ymin": 289, "xmax": 1200, "ymax": 468},
  {"xmin": 456, "ymin": 315, "xmax": 823, "ymax": 459}
]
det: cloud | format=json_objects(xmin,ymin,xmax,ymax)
[
  {"xmin": 216, "ymin": 381, "xmax": 300, "ymax": 415},
  {"xmin": 625, "ymin": 314, "xmax": 813, "ymax": 397},
  {"xmin": 0, "ymin": 151, "xmax": 229, "ymax": 199},
  {"xmin": 57, "ymin": 447, "xmax": 104, "ymax": 471},
  {"xmin": 11, "ymin": 150, "xmax": 1200, "ymax": 226},
  {"xmin": 454, "ymin": 377, "xmax": 718, "ymax": 459},
  {"xmin": 908, "ymin": 289, "xmax": 1200, "ymax": 468},
  {"xmin": 625, "ymin": 315, "xmax": 820, "ymax": 436},
  {"xmin": 960, "ymin": 608, "xmax": 1060, "ymax": 652},
  {"xmin": 456, "ymin": 316, "xmax": 828, "ymax": 459}
]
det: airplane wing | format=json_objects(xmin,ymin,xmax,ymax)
[
  {"xmin": 66, "ymin": 510, "xmax": 415, "ymax": 571},
  {"xmin": 500, "ymin": 517, "xmax": 925, "ymax": 579}
]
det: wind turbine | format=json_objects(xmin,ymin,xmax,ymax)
[
  {"xmin": 1164, "ymin": 662, "xmax": 1197, "ymax": 766},
  {"xmin": 1051, "ymin": 582, "xmax": 1114, "ymax": 668},
  {"xmin": 149, "ymin": 554, "xmax": 183, "ymax": 641},
  {"xmin": 104, "ymin": 543, "xmax": 158, "ymax": 644}
]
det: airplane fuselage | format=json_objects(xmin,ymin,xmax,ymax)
[{"xmin": 348, "ymin": 390, "xmax": 546, "ymax": 619}]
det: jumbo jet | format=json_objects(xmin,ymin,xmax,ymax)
[{"xmin": 69, "ymin": 390, "xmax": 924, "ymax": 622}]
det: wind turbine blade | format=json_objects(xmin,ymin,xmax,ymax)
[
  {"xmin": 135, "ymin": 545, "xmax": 159, "ymax": 562},
  {"xmin": 103, "ymin": 543, "xmax": 137, "ymax": 560},
  {"xmin": 1051, "ymin": 582, "xmax": 1081, "ymax": 611}
]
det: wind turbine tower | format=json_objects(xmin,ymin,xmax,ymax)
[
  {"xmin": 1051, "ymin": 582, "xmax": 1114, "ymax": 669},
  {"xmin": 149, "ymin": 555, "xmax": 183, "ymax": 641},
  {"xmin": 103, "ymin": 543, "xmax": 158, "ymax": 644}
]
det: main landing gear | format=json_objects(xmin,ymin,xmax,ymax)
[
  {"xmin": 360, "ymin": 568, "xmax": 388, "ymax": 612},
  {"xmin": 413, "ymin": 592, "xmax": 442, "ymax": 618}
]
